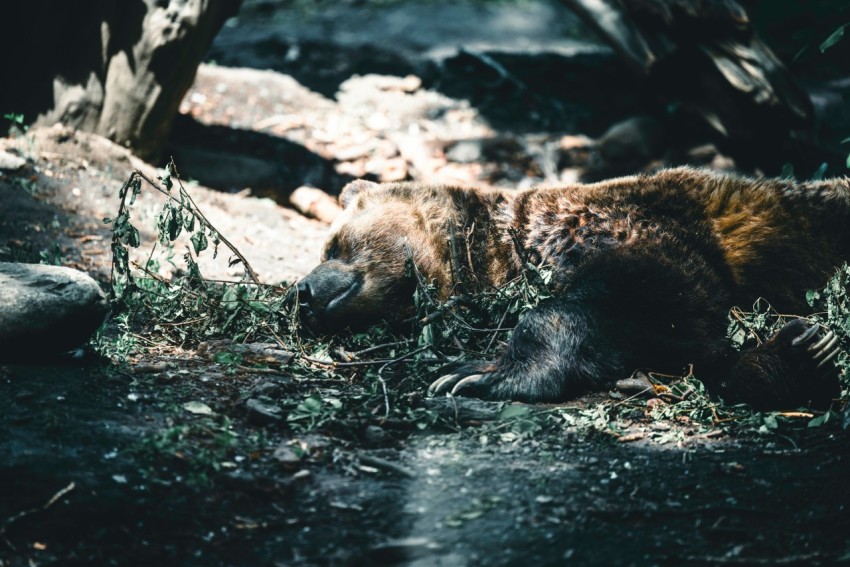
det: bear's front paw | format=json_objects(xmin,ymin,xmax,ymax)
[
  {"xmin": 780, "ymin": 319, "xmax": 841, "ymax": 379},
  {"xmin": 767, "ymin": 318, "xmax": 842, "ymax": 408},
  {"xmin": 428, "ymin": 364, "xmax": 501, "ymax": 400}
]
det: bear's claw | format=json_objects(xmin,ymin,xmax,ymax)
[
  {"xmin": 789, "ymin": 323, "xmax": 842, "ymax": 372},
  {"xmin": 449, "ymin": 373, "xmax": 490, "ymax": 395},
  {"xmin": 810, "ymin": 331, "xmax": 839, "ymax": 369},
  {"xmin": 428, "ymin": 373, "xmax": 460, "ymax": 396},
  {"xmin": 428, "ymin": 371, "xmax": 493, "ymax": 397}
]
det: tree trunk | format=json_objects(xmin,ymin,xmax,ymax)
[{"xmin": 0, "ymin": 0, "xmax": 241, "ymax": 161}]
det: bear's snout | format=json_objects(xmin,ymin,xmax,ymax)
[{"xmin": 295, "ymin": 262, "xmax": 362, "ymax": 331}]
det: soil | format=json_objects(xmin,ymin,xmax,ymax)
[{"xmin": 1, "ymin": 1, "xmax": 849, "ymax": 566}]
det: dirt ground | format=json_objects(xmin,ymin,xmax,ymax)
[{"xmin": 2, "ymin": 1, "xmax": 850, "ymax": 565}]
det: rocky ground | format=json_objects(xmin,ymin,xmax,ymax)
[{"xmin": 1, "ymin": 1, "xmax": 849, "ymax": 565}]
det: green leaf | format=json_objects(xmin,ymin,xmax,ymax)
[
  {"xmin": 808, "ymin": 412, "xmax": 831, "ymax": 428},
  {"xmin": 127, "ymin": 225, "xmax": 140, "ymax": 248},
  {"xmin": 248, "ymin": 300, "xmax": 271, "ymax": 314},
  {"xmin": 222, "ymin": 286, "xmax": 238, "ymax": 306},
  {"xmin": 129, "ymin": 179, "xmax": 141, "ymax": 205},
  {"xmin": 761, "ymin": 413, "xmax": 778, "ymax": 430},
  {"xmin": 213, "ymin": 351, "xmax": 240, "ymax": 365},
  {"xmin": 806, "ymin": 289, "xmax": 821, "ymax": 307},
  {"xmin": 168, "ymin": 207, "xmax": 183, "ymax": 240},
  {"xmin": 298, "ymin": 395, "xmax": 324, "ymax": 415},
  {"xmin": 191, "ymin": 231, "xmax": 208, "ymax": 254},
  {"xmin": 3, "ymin": 113, "xmax": 24, "ymax": 125},
  {"xmin": 820, "ymin": 24, "xmax": 846, "ymax": 53}
]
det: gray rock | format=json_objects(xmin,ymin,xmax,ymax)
[
  {"xmin": 272, "ymin": 443, "xmax": 302, "ymax": 466},
  {"xmin": 598, "ymin": 116, "xmax": 666, "ymax": 164},
  {"xmin": 0, "ymin": 263, "xmax": 109, "ymax": 360},
  {"xmin": 445, "ymin": 140, "xmax": 483, "ymax": 163},
  {"xmin": 245, "ymin": 398, "xmax": 283, "ymax": 425}
]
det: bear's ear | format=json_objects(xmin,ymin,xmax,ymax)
[{"xmin": 339, "ymin": 179, "xmax": 378, "ymax": 209}]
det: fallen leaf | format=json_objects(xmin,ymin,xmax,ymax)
[{"xmin": 184, "ymin": 401, "xmax": 214, "ymax": 415}]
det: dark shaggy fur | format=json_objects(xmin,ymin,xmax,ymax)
[{"xmin": 297, "ymin": 168, "xmax": 850, "ymax": 409}]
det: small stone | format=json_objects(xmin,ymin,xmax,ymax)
[
  {"xmin": 245, "ymin": 398, "xmax": 282, "ymax": 424},
  {"xmin": 366, "ymin": 157, "xmax": 408, "ymax": 182},
  {"xmin": 248, "ymin": 381, "xmax": 280, "ymax": 397},
  {"xmin": 333, "ymin": 142, "xmax": 376, "ymax": 162},
  {"xmin": 292, "ymin": 469, "xmax": 311, "ymax": 481},
  {"xmin": 133, "ymin": 362, "xmax": 169, "ymax": 374},
  {"xmin": 272, "ymin": 444, "xmax": 302, "ymax": 466},
  {"xmin": 559, "ymin": 134, "xmax": 594, "ymax": 151},
  {"xmin": 364, "ymin": 425, "xmax": 388, "ymax": 445},
  {"xmin": 445, "ymin": 140, "xmax": 483, "ymax": 163},
  {"xmin": 598, "ymin": 116, "xmax": 666, "ymax": 164},
  {"xmin": 184, "ymin": 401, "xmax": 214, "ymax": 415},
  {"xmin": 615, "ymin": 372, "xmax": 655, "ymax": 397},
  {"xmin": 0, "ymin": 150, "xmax": 26, "ymax": 171}
]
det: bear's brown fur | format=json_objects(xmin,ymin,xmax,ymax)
[{"xmin": 296, "ymin": 168, "xmax": 850, "ymax": 409}]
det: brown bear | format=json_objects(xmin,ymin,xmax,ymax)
[{"xmin": 296, "ymin": 167, "xmax": 849, "ymax": 409}]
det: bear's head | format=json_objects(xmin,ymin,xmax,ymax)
[{"xmin": 295, "ymin": 179, "xmax": 457, "ymax": 332}]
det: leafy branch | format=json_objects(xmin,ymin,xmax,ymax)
[{"xmin": 107, "ymin": 159, "xmax": 259, "ymax": 301}]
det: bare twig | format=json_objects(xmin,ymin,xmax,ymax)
[
  {"xmin": 352, "ymin": 340, "xmax": 414, "ymax": 358},
  {"xmin": 375, "ymin": 345, "xmax": 431, "ymax": 418},
  {"xmin": 1, "ymin": 481, "xmax": 76, "ymax": 550},
  {"xmin": 357, "ymin": 454, "xmax": 415, "ymax": 478}
]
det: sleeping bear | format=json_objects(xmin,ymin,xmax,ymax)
[{"xmin": 295, "ymin": 167, "xmax": 849, "ymax": 410}]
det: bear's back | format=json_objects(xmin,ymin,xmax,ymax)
[{"xmin": 513, "ymin": 168, "xmax": 850, "ymax": 311}]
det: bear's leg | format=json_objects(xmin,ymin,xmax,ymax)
[
  {"xmin": 431, "ymin": 242, "xmax": 732, "ymax": 403},
  {"xmin": 710, "ymin": 318, "xmax": 842, "ymax": 410},
  {"xmin": 429, "ymin": 297, "xmax": 625, "ymax": 402}
]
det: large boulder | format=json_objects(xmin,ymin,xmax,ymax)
[{"xmin": 0, "ymin": 263, "xmax": 109, "ymax": 360}]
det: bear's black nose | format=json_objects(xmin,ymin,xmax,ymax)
[{"xmin": 296, "ymin": 279, "xmax": 313, "ymax": 307}]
